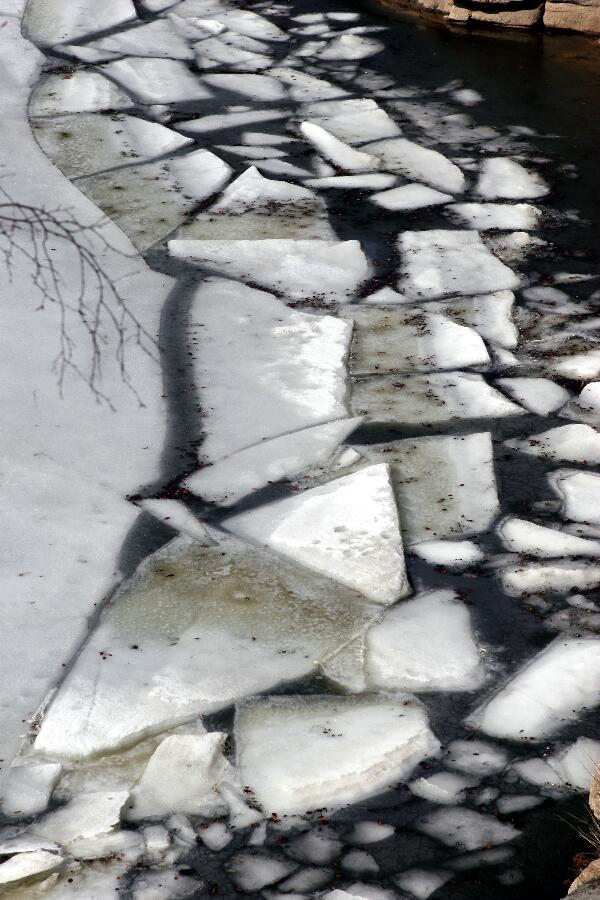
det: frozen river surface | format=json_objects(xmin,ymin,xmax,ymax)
[{"xmin": 1, "ymin": 0, "xmax": 600, "ymax": 896}]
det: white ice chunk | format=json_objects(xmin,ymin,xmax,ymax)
[
  {"xmin": 199, "ymin": 822, "xmax": 232, "ymax": 851},
  {"xmin": 362, "ymin": 286, "xmax": 409, "ymax": 305},
  {"xmin": 30, "ymin": 70, "xmax": 133, "ymax": 116},
  {"xmin": 212, "ymin": 9, "xmax": 287, "ymax": 41},
  {"xmin": 397, "ymin": 230, "xmax": 520, "ymax": 300},
  {"xmin": 366, "ymin": 589, "xmax": 485, "ymax": 691},
  {"xmin": 227, "ymin": 852, "xmax": 297, "ymax": 891},
  {"xmin": 342, "ymin": 850, "xmax": 379, "ymax": 875},
  {"xmin": 446, "ymin": 739, "xmax": 507, "ymax": 775},
  {"xmin": 452, "ymin": 88, "xmax": 483, "ymax": 106},
  {"xmin": 182, "ymin": 279, "xmax": 351, "ymax": 460},
  {"xmin": 501, "ymin": 560, "xmax": 600, "ymax": 595},
  {"xmin": 497, "ymin": 517, "xmax": 600, "ymax": 558},
  {"xmin": 468, "ymin": 637, "xmax": 600, "ymax": 740},
  {"xmin": 419, "ymin": 808, "xmax": 520, "ymax": 851},
  {"xmin": 202, "ymin": 73, "xmax": 286, "ymax": 100},
  {"xmin": 561, "ymin": 382, "xmax": 600, "ymax": 425},
  {"xmin": 305, "ymin": 174, "xmax": 397, "ymax": 190},
  {"xmin": 317, "ymin": 34, "xmax": 384, "ymax": 60},
  {"xmin": 219, "ymin": 782, "xmax": 263, "ymax": 830},
  {"xmin": 448, "ymin": 203, "xmax": 540, "ymax": 231},
  {"xmin": 409, "ymin": 771, "xmax": 477, "ymax": 805},
  {"xmin": 395, "ymin": 869, "xmax": 452, "ymax": 899},
  {"xmin": 137, "ymin": 499, "xmax": 210, "ymax": 543},
  {"xmin": 32, "ymin": 791, "xmax": 128, "ymax": 845},
  {"xmin": 286, "ymin": 829, "xmax": 342, "ymax": 864},
  {"xmin": 179, "ymin": 109, "xmax": 288, "ymax": 135},
  {"xmin": 496, "ymin": 377, "xmax": 570, "ymax": 415},
  {"xmin": 300, "ymin": 99, "xmax": 400, "ymax": 144},
  {"xmin": 195, "ymin": 36, "xmax": 272, "ymax": 72},
  {"xmin": 24, "ymin": 0, "xmax": 137, "ymax": 46},
  {"xmin": 496, "ymin": 795, "xmax": 542, "ymax": 813},
  {"xmin": 300, "ymin": 122, "xmax": 378, "ymax": 173},
  {"xmin": 415, "ymin": 291, "xmax": 518, "ymax": 349},
  {"xmin": 235, "ymin": 694, "xmax": 440, "ymax": 814},
  {"xmin": 506, "ymin": 423, "xmax": 600, "ymax": 464},
  {"xmin": 550, "ymin": 469, "xmax": 600, "ymax": 524},
  {"xmin": 102, "ymin": 58, "xmax": 213, "ymax": 104},
  {"xmin": 364, "ymin": 139, "xmax": 465, "ymax": 193},
  {"xmin": 225, "ymin": 464, "xmax": 409, "ymax": 605},
  {"xmin": 184, "ymin": 418, "xmax": 361, "ymax": 505},
  {"xmin": 514, "ymin": 737, "xmax": 600, "ymax": 792},
  {"xmin": 270, "ymin": 68, "xmax": 349, "ymax": 101},
  {"xmin": 169, "ymin": 240, "xmax": 369, "ymax": 304},
  {"xmin": 89, "ymin": 20, "xmax": 194, "ymax": 60},
  {"xmin": 132, "ymin": 869, "xmax": 203, "ymax": 898},
  {"xmin": 0, "ymin": 851, "xmax": 63, "ymax": 889},
  {"xmin": 347, "ymin": 821, "xmax": 395, "ymax": 844},
  {"xmin": 127, "ymin": 733, "xmax": 232, "ymax": 820},
  {"xmin": 279, "ymin": 866, "xmax": 333, "ymax": 892},
  {"xmin": 412, "ymin": 539, "xmax": 484, "ymax": 569},
  {"xmin": 371, "ymin": 183, "xmax": 452, "ymax": 211},
  {"xmin": 541, "ymin": 348, "xmax": 600, "ymax": 381},
  {"xmin": 476, "ymin": 158, "xmax": 549, "ymax": 200},
  {"xmin": 1, "ymin": 762, "xmax": 62, "ymax": 817},
  {"xmin": 169, "ymin": 149, "xmax": 232, "ymax": 202}
]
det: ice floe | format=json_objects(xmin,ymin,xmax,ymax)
[
  {"xmin": 184, "ymin": 417, "xmax": 361, "ymax": 505},
  {"xmin": 305, "ymin": 173, "xmax": 397, "ymax": 190},
  {"xmin": 33, "ymin": 533, "xmax": 378, "ymax": 759},
  {"xmin": 195, "ymin": 35, "xmax": 272, "ymax": 72},
  {"xmin": 364, "ymin": 139, "xmax": 465, "ymax": 193},
  {"xmin": 370, "ymin": 183, "xmax": 452, "ymax": 211},
  {"xmin": 102, "ymin": 58, "xmax": 213, "ymax": 104},
  {"xmin": 31, "ymin": 790, "xmax": 128, "ymax": 847},
  {"xmin": 199, "ymin": 821, "xmax": 232, "ymax": 851},
  {"xmin": 496, "ymin": 795, "xmax": 542, "ymax": 813},
  {"xmin": 270, "ymin": 68, "xmax": 349, "ymax": 101},
  {"xmin": 497, "ymin": 517, "xmax": 600, "ymax": 558},
  {"xmin": 299, "ymin": 99, "xmax": 400, "ymax": 144},
  {"xmin": 286, "ymin": 829, "xmax": 342, "ymax": 864},
  {"xmin": 30, "ymin": 70, "xmax": 133, "ymax": 117},
  {"xmin": 179, "ymin": 108, "xmax": 289, "ymax": 135},
  {"xmin": 476, "ymin": 157, "xmax": 550, "ymax": 200},
  {"xmin": 224, "ymin": 464, "xmax": 409, "ymax": 604},
  {"xmin": 211, "ymin": 8, "xmax": 287, "ymax": 41},
  {"xmin": 86, "ymin": 19, "xmax": 195, "ymax": 60},
  {"xmin": 317, "ymin": 33, "xmax": 384, "ymax": 61},
  {"xmin": 395, "ymin": 869, "xmax": 452, "ymax": 899},
  {"xmin": 419, "ymin": 808, "xmax": 520, "ymax": 850},
  {"xmin": 1, "ymin": 763, "xmax": 62, "ymax": 818},
  {"xmin": 23, "ymin": 0, "xmax": 137, "ymax": 46},
  {"xmin": 0, "ymin": 850, "xmax": 64, "ymax": 890},
  {"xmin": 501, "ymin": 560, "xmax": 600, "ymax": 595},
  {"xmin": 409, "ymin": 771, "xmax": 478, "ymax": 805},
  {"xmin": 468, "ymin": 637, "xmax": 600, "ymax": 740},
  {"xmin": 513, "ymin": 737, "xmax": 600, "ymax": 792},
  {"xmin": 170, "ymin": 148, "xmax": 232, "ymax": 201},
  {"xmin": 496, "ymin": 377, "xmax": 570, "ymax": 415},
  {"xmin": 397, "ymin": 230, "xmax": 520, "ymax": 300},
  {"xmin": 446, "ymin": 739, "xmax": 508, "ymax": 774},
  {"xmin": 235, "ymin": 694, "xmax": 440, "ymax": 814},
  {"xmin": 366, "ymin": 589, "xmax": 485, "ymax": 691},
  {"xmin": 447, "ymin": 202, "xmax": 540, "ymax": 230},
  {"xmin": 347, "ymin": 822, "xmax": 395, "ymax": 844},
  {"xmin": 300, "ymin": 122, "xmax": 378, "ymax": 173},
  {"xmin": 505, "ymin": 423, "xmax": 600, "ymax": 464},
  {"xmin": 227, "ymin": 852, "xmax": 297, "ymax": 891},
  {"xmin": 411, "ymin": 539, "xmax": 484, "ymax": 568},
  {"xmin": 169, "ymin": 239, "xmax": 369, "ymax": 304},
  {"xmin": 561, "ymin": 382, "xmax": 600, "ymax": 424}
]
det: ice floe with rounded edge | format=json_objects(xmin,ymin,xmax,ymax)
[
  {"xmin": 183, "ymin": 279, "xmax": 351, "ymax": 459},
  {"xmin": 352, "ymin": 372, "xmax": 523, "ymax": 428},
  {"xmin": 184, "ymin": 417, "xmax": 362, "ymax": 505},
  {"xmin": 476, "ymin": 157, "xmax": 549, "ymax": 200},
  {"xmin": 418, "ymin": 807, "xmax": 520, "ymax": 851},
  {"xmin": 501, "ymin": 559, "xmax": 600, "ymax": 595},
  {"xmin": 497, "ymin": 517, "xmax": 600, "ymax": 558},
  {"xmin": 370, "ymin": 183, "xmax": 452, "ymax": 211},
  {"xmin": 346, "ymin": 822, "xmax": 395, "ymax": 844},
  {"xmin": 0, "ymin": 850, "xmax": 64, "ymax": 890},
  {"xmin": 395, "ymin": 868, "xmax": 452, "ymax": 899},
  {"xmin": 33, "ymin": 532, "xmax": 379, "ymax": 760},
  {"xmin": 305, "ymin": 173, "xmax": 397, "ymax": 190},
  {"xmin": 397, "ymin": 230, "xmax": 520, "ymax": 300},
  {"xmin": 126, "ymin": 733, "xmax": 232, "ymax": 821},
  {"xmin": 235, "ymin": 694, "xmax": 440, "ymax": 815},
  {"xmin": 421, "ymin": 292, "xmax": 518, "ymax": 349},
  {"xmin": 278, "ymin": 866, "xmax": 333, "ymax": 892},
  {"xmin": 300, "ymin": 122, "xmax": 378, "ymax": 174},
  {"xmin": 1, "ymin": 762, "xmax": 62, "ymax": 818},
  {"xmin": 199, "ymin": 822, "xmax": 232, "ymax": 851},
  {"xmin": 84, "ymin": 19, "xmax": 195, "ymax": 60},
  {"xmin": 344, "ymin": 306, "xmax": 489, "ymax": 374},
  {"xmin": 513, "ymin": 737, "xmax": 600, "ymax": 792},
  {"xmin": 101, "ymin": 58, "xmax": 213, "ymax": 104},
  {"xmin": 169, "ymin": 239, "xmax": 370, "ymax": 304},
  {"xmin": 496, "ymin": 377, "xmax": 570, "ymax": 415},
  {"xmin": 506, "ymin": 423, "xmax": 600, "ymax": 464},
  {"xmin": 23, "ymin": 0, "xmax": 137, "ymax": 46},
  {"xmin": 286, "ymin": 828, "xmax": 342, "ymax": 864},
  {"xmin": 227, "ymin": 852, "xmax": 297, "ymax": 891},
  {"xmin": 131, "ymin": 868, "xmax": 204, "ymax": 898},
  {"xmin": 409, "ymin": 771, "xmax": 478, "ymax": 805},
  {"xmin": 30, "ymin": 71, "xmax": 133, "ymax": 117},
  {"xmin": 224, "ymin": 463, "xmax": 409, "ymax": 605},
  {"xmin": 468, "ymin": 637, "xmax": 600, "ymax": 740},
  {"xmin": 446, "ymin": 739, "xmax": 508, "ymax": 775},
  {"xmin": 542, "ymin": 348, "xmax": 600, "ymax": 381},
  {"xmin": 453, "ymin": 88, "xmax": 483, "ymax": 106},
  {"xmin": 366, "ymin": 589, "xmax": 485, "ymax": 692},
  {"xmin": 560, "ymin": 382, "xmax": 600, "ymax": 425},
  {"xmin": 447, "ymin": 202, "xmax": 540, "ymax": 231},
  {"xmin": 299, "ymin": 99, "xmax": 400, "ymax": 144},
  {"xmin": 363, "ymin": 139, "xmax": 465, "ymax": 193},
  {"xmin": 496, "ymin": 795, "xmax": 542, "ymax": 813},
  {"xmin": 411, "ymin": 540, "xmax": 484, "ymax": 568}
]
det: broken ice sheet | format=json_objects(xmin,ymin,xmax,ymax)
[
  {"xmin": 418, "ymin": 807, "xmax": 520, "ymax": 851},
  {"xmin": 23, "ymin": 0, "xmax": 137, "ymax": 46},
  {"xmin": 0, "ymin": 851, "xmax": 64, "ymax": 891},
  {"xmin": 101, "ymin": 58, "xmax": 213, "ymax": 105},
  {"xmin": 513, "ymin": 737, "xmax": 600, "ymax": 792},
  {"xmin": 184, "ymin": 418, "xmax": 362, "ymax": 506},
  {"xmin": 83, "ymin": 19, "xmax": 195, "ymax": 60},
  {"xmin": 227, "ymin": 852, "xmax": 297, "ymax": 891},
  {"xmin": 495, "ymin": 377, "xmax": 570, "ymax": 415},
  {"xmin": 343, "ymin": 306, "xmax": 489, "ymax": 375},
  {"xmin": 351, "ymin": 372, "xmax": 523, "ymax": 428},
  {"xmin": 446, "ymin": 739, "xmax": 508, "ymax": 775},
  {"xmin": 505, "ymin": 423, "xmax": 600, "ymax": 464},
  {"xmin": 184, "ymin": 278, "xmax": 351, "ymax": 460},
  {"xmin": 33, "ymin": 533, "xmax": 380, "ymax": 760},
  {"xmin": 497, "ymin": 517, "xmax": 600, "ymax": 558},
  {"xmin": 468, "ymin": 637, "xmax": 600, "ymax": 741},
  {"xmin": 447, "ymin": 202, "xmax": 541, "ymax": 231},
  {"xmin": 169, "ymin": 239, "xmax": 370, "ymax": 304},
  {"xmin": 298, "ymin": 98, "xmax": 400, "ymax": 144},
  {"xmin": 366, "ymin": 589, "xmax": 486, "ymax": 692},
  {"xmin": 397, "ymin": 230, "xmax": 520, "ymax": 300},
  {"xmin": 224, "ymin": 464, "xmax": 409, "ymax": 605},
  {"xmin": 235, "ymin": 694, "xmax": 440, "ymax": 814},
  {"xmin": 476, "ymin": 157, "xmax": 550, "ymax": 200},
  {"xmin": 269, "ymin": 68, "xmax": 349, "ymax": 102},
  {"xmin": 363, "ymin": 138, "xmax": 465, "ymax": 193},
  {"xmin": 194, "ymin": 35, "xmax": 273, "ymax": 72}
]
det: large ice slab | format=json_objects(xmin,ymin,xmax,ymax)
[
  {"xmin": 169, "ymin": 240, "xmax": 369, "ymax": 304},
  {"xmin": 351, "ymin": 372, "xmax": 522, "ymax": 427},
  {"xmin": 397, "ymin": 230, "xmax": 520, "ymax": 300},
  {"xmin": 101, "ymin": 58, "xmax": 213, "ymax": 104},
  {"xmin": 33, "ymin": 533, "xmax": 378, "ymax": 759},
  {"xmin": 344, "ymin": 307, "xmax": 489, "ymax": 374},
  {"xmin": 225, "ymin": 464, "xmax": 409, "ymax": 604},
  {"xmin": 366, "ymin": 589, "xmax": 485, "ymax": 692},
  {"xmin": 235, "ymin": 694, "xmax": 440, "ymax": 814},
  {"xmin": 506, "ymin": 424, "xmax": 600, "ymax": 464},
  {"xmin": 419, "ymin": 808, "xmax": 520, "ymax": 851},
  {"xmin": 476, "ymin": 158, "xmax": 549, "ymax": 200},
  {"xmin": 468, "ymin": 637, "xmax": 600, "ymax": 741},
  {"xmin": 23, "ymin": 0, "xmax": 137, "ymax": 46},
  {"xmin": 183, "ymin": 279, "xmax": 350, "ymax": 460},
  {"xmin": 184, "ymin": 418, "xmax": 361, "ymax": 505},
  {"xmin": 550, "ymin": 469, "xmax": 600, "ymax": 523},
  {"xmin": 363, "ymin": 139, "xmax": 465, "ymax": 193},
  {"xmin": 32, "ymin": 790, "xmax": 128, "ymax": 845},
  {"xmin": 0, "ymin": 851, "xmax": 64, "ymax": 890},
  {"xmin": 497, "ymin": 517, "xmax": 600, "ymax": 558}
]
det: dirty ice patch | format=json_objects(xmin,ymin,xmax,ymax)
[
  {"xmin": 418, "ymin": 808, "xmax": 520, "ymax": 851},
  {"xmin": 467, "ymin": 637, "xmax": 600, "ymax": 741},
  {"xmin": 235, "ymin": 694, "xmax": 440, "ymax": 814},
  {"xmin": 497, "ymin": 517, "xmax": 600, "ymax": 558},
  {"xmin": 32, "ymin": 533, "xmax": 379, "ymax": 760},
  {"xmin": 496, "ymin": 377, "xmax": 570, "ymax": 415},
  {"xmin": 561, "ymin": 382, "xmax": 600, "ymax": 425},
  {"xmin": 397, "ymin": 230, "xmax": 520, "ymax": 300},
  {"xmin": 447, "ymin": 203, "xmax": 540, "ymax": 231},
  {"xmin": 23, "ymin": 0, "xmax": 137, "ymax": 46},
  {"xmin": 476, "ymin": 158, "xmax": 549, "ymax": 200},
  {"xmin": 224, "ymin": 464, "xmax": 409, "ymax": 605},
  {"xmin": 365, "ymin": 589, "xmax": 486, "ymax": 692},
  {"xmin": 370, "ymin": 183, "xmax": 452, "ymax": 212},
  {"xmin": 506, "ymin": 423, "xmax": 600, "ymax": 464},
  {"xmin": 364, "ymin": 138, "xmax": 465, "ymax": 193},
  {"xmin": 184, "ymin": 417, "xmax": 362, "ymax": 505},
  {"xmin": 424, "ymin": 292, "xmax": 518, "ymax": 350},
  {"xmin": 169, "ymin": 239, "xmax": 369, "ymax": 304}
]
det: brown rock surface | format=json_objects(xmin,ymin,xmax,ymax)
[{"xmin": 543, "ymin": 1, "xmax": 600, "ymax": 30}]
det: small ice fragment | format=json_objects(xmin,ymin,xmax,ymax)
[
  {"xmin": 279, "ymin": 866, "xmax": 333, "ymax": 892},
  {"xmin": 179, "ymin": 109, "xmax": 288, "ymax": 136},
  {"xmin": 496, "ymin": 795, "xmax": 542, "ymax": 813},
  {"xmin": 347, "ymin": 821, "xmax": 395, "ymax": 844},
  {"xmin": 468, "ymin": 637, "xmax": 600, "ymax": 740},
  {"xmin": 501, "ymin": 560, "xmax": 600, "ymax": 595},
  {"xmin": 0, "ymin": 850, "xmax": 63, "ymax": 889},
  {"xmin": 318, "ymin": 34, "xmax": 384, "ymax": 60},
  {"xmin": 364, "ymin": 138, "xmax": 465, "ymax": 193},
  {"xmin": 195, "ymin": 36, "xmax": 272, "ymax": 72},
  {"xmin": 286, "ymin": 829, "xmax": 342, "ymax": 864},
  {"xmin": 497, "ymin": 517, "xmax": 600, "ymax": 558},
  {"xmin": 446, "ymin": 739, "xmax": 507, "ymax": 775},
  {"xmin": 300, "ymin": 122, "xmax": 378, "ymax": 173},
  {"xmin": 409, "ymin": 771, "xmax": 478, "ymax": 805},
  {"xmin": 411, "ymin": 540, "xmax": 484, "ymax": 569},
  {"xmin": 476, "ymin": 158, "xmax": 549, "ymax": 200},
  {"xmin": 395, "ymin": 868, "xmax": 452, "ymax": 899},
  {"xmin": 300, "ymin": 98, "xmax": 400, "ymax": 144},
  {"xmin": 362, "ymin": 286, "xmax": 409, "ymax": 305},
  {"xmin": 224, "ymin": 464, "xmax": 409, "ymax": 605},
  {"xmin": 561, "ymin": 382, "xmax": 600, "ymax": 425},
  {"xmin": 1, "ymin": 762, "xmax": 62, "ymax": 817},
  {"xmin": 305, "ymin": 173, "xmax": 397, "ymax": 190},
  {"xmin": 418, "ymin": 808, "xmax": 520, "ymax": 850},
  {"xmin": 453, "ymin": 89, "xmax": 483, "ymax": 106},
  {"xmin": 447, "ymin": 203, "xmax": 540, "ymax": 231},
  {"xmin": 342, "ymin": 850, "xmax": 379, "ymax": 875},
  {"xmin": 270, "ymin": 67, "xmax": 349, "ymax": 102},
  {"xmin": 227, "ymin": 852, "xmax": 297, "ymax": 891},
  {"xmin": 496, "ymin": 377, "xmax": 569, "ymax": 415},
  {"xmin": 199, "ymin": 822, "xmax": 232, "ymax": 851},
  {"xmin": 218, "ymin": 782, "xmax": 264, "ymax": 830},
  {"xmin": 131, "ymin": 868, "xmax": 203, "ymax": 898},
  {"xmin": 142, "ymin": 824, "xmax": 170, "ymax": 863},
  {"xmin": 370, "ymin": 183, "xmax": 452, "ymax": 211},
  {"xmin": 550, "ymin": 469, "xmax": 600, "ymax": 523},
  {"xmin": 212, "ymin": 8, "xmax": 287, "ymax": 41},
  {"xmin": 137, "ymin": 499, "xmax": 210, "ymax": 543},
  {"xmin": 366, "ymin": 589, "xmax": 485, "ymax": 692},
  {"xmin": 169, "ymin": 149, "xmax": 232, "ymax": 202},
  {"xmin": 506, "ymin": 423, "xmax": 600, "ymax": 464}
]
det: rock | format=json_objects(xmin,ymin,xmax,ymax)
[{"xmin": 544, "ymin": 1, "xmax": 600, "ymax": 32}]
